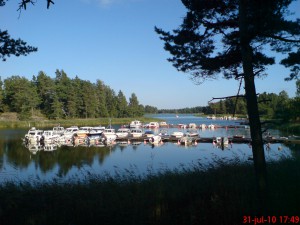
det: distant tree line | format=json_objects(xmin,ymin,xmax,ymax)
[
  {"xmin": 0, "ymin": 70, "xmax": 146, "ymax": 120},
  {"xmin": 157, "ymin": 80, "xmax": 300, "ymax": 122},
  {"xmin": 207, "ymin": 83, "xmax": 300, "ymax": 121},
  {"xmin": 0, "ymin": 70, "xmax": 299, "ymax": 121}
]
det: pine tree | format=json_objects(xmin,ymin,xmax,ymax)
[{"xmin": 155, "ymin": 0, "xmax": 300, "ymax": 207}]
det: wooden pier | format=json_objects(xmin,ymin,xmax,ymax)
[{"xmin": 116, "ymin": 136, "xmax": 298, "ymax": 144}]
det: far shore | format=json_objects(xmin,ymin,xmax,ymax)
[
  {"xmin": 0, "ymin": 117, "xmax": 164, "ymax": 129},
  {"xmin": 0, "ymin": 112, "xmax": 299, "ymax": 135}
]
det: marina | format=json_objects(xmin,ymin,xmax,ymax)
[{"xmin": 0, "ymin": 114, "xmax": 298, "ymax": 183}]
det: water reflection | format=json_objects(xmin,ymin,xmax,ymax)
[
  {"xmin": 0, "ymin": 115, "xmax": 299, "ymax": 183},
  {"xmin": 13, "ymin": 138, "xmax": 292, "ymax": 181}
]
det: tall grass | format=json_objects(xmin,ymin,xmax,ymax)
[
  {"xmin": 0, "ymin": 117, "xmax": 162, "ymax": 129},
  {"xmin": 0, "ymin": 157, "xmax": 299, "ymax": 225}
]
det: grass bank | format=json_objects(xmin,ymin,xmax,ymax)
[
  {"xmin": 0, "ymin": 116, "xmax": 162, "ymax": 129},
  {"xmin": 0, "ymin": 157, "xmax": 299, "ymax": 225},
  {"xmin": 275, "ymin": 121, "xmax": 300, "ymax": 135}
]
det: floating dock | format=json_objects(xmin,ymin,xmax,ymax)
[{"xmin": 116, "ymin": 136, "xmax": 298, "ymax": 144}]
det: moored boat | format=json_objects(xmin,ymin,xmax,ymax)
[
  {"xmin": 116, "ymin": 128, "xmax": 130, "ymax": 138},
  {"xmin": 186, "ymin": 129, "xmax": 199, "ymax": 137},
  {"xmin": 77, "ymin": 126, "xmax": 94, "ymax": 134},
  {"xmin": 149, "ymin": 135, "xmax": 162, "ymax": 145},
  {"xmin": 130, "ymin": 128, "xmax": 143, "ymax": 138},
  {"xmin": 24, "ymin": 127, "xmax": 44, "ymax": 144},
  {"xmin": 146, "ymin": 122, "xmax": 159, "ymax": 129},
  {"xmin": 171, "ymin": 131, "xmax": 184, "ymax": 138},
  {"xmin": 159, "ymin": 121, "xmax": 169, "ymax": 127},
  {"xmin": 42, "ymin": 130, "xmax": 60, "ymax": 143},
  {"xmin": 188, "ymin": 123, "xmax": 197, "ymax": 129},
  {"xmin": 130, "ymin": 120, "xmax": 142, "ymax": 128},
  {"xmin": 144, "ymin": 130, "xmax": 155, "ymax": 138},
  {"xmin": 102, "ymin": 128, "xmax": 117, "ymax": 142},
  {"xmin": 53, "ymin": 126, "xmax": 65, "ymax": 136}
]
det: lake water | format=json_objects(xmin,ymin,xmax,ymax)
[{"xmin": 0, "ymin": 114, "xmax": 298, "ymax": 183}]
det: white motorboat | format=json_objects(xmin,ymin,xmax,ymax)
[
  {"xmin": 90, "ymin": 126, "xmax": 105, "ymax": 134},
  {"xmin": 146, "ymin": 122, "xmax": 159, "ymax": 129},
  {"xmin": 171, "ymin": 131, "xmax": 184, "ymax": 138},
  {"xmin": 130, "ymin": 128, "xmax": 143, "ymax": 138},
  {"xmin": 64, "ymin": 126, "xmax": 79, "ymax": 137},
  {"xmin": 144, "ymin": 130, "xmax": 155, "ymax": 138},
  {"xmin": 159, "ymin": 121, "xmax": 169, "ymax": 127},
  {"xmin": 188, "ymin": 123, "xmax": 197, "ymax": 129},
  {"xmin": 102, "ymin": 128, "xmax": 117, "ymax": 142},
  {"xmin": 24, "ymin": 127, "xmax": 44, "ymax": 144},
  {"xmin": 186, "ymin": 129, "xmax": 199, "ymax": 137},
  {"xmin": 53, "ymin": 126, "xmax": 65, "ymax": 136},
  {"xmin": 42, "ymin": 130, "xmax": 60, "ymax": 143},
  {"xmin": 77, "ymin": 126, "xmax": 94, "ymax": 134},
  {"xmin": 158, "ymin": 129, "xmax": 169, "ymax": 138},
  {"xmin": 149, "ymin": 135, "xmax": 162, "ymax": 144},
  {"xmin": 130, "ymin": 120, "xmax": 142, "ymax": 128},
  {"xmin": 116, "ymin": 128, "xmax": 130, "ymax": 138}
]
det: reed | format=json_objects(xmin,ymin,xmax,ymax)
[
  {"xmin": 0, "ymin": 157, "xmax": 299, "ymax": 225},
  {"xmin": 0, "ymin": 117, "xmax": 162, "ymax": 129}
]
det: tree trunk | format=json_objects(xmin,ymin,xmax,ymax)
[{"xmin": 239, "ymin": 0, "xmax": 268, "ymax": 211}]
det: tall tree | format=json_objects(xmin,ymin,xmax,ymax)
[
  {"xmin": 155, "ymin": 0, "xmax": 300, "ymax": 206},
  {"xmin": 55, "ymin": 69, "xmax": 71, "ymax": 118},
  {"xmin": 35, "ymin": 71, "xmax": 56, "ymax": 117},
  {"xmin": 105, "ymin": 87, "xmax": 118, "ymax": 118},
  {"xmin": 3, "ymin": 76, "xmax": 40, "ymax": 119},
  {"xmin": 95, "ymin": 80, "xmax": 109, "ymax": 118},
  {"xmin": 128, "ymin": 93, "xmax": 143, "ymax": 117},
  {"xmin": 81, "ymin": 80, "xmax": 98, "ymax": 118},
  {"xmin": 116, "ymin": 90, "xmax": 128, "ymax": 118}
]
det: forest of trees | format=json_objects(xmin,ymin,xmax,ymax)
[
  {"xmin": 207, "ymin": 87, "xmax": 300, "ymax": 121},
  {"xmin": 0, "ymin": 70, "xmax": 299, "ymax": 121},
  {"xmin": 0, "ymin": 70, "xmax": 146, "ymax": 120},
  {"xmin": 158, "ymin": 80, "xmax": 300, "ymax": 122}
]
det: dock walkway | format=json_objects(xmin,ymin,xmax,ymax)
[{"xmin": 116, "ymin": 136, "xmax": 298, "ymax": 144}]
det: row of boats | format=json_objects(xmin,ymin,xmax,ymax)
[
  {"xmin": 131, "ymin": 120, "xmax": 217, "ymax": 130},
  {"xmin": 23, "ymin": 119, "xmax": 215, "ymax": 147}
]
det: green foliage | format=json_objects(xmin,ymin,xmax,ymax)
[
  {"xmin": 155, "ymin": 0, "xmax": 300, "ymax": 82},
  {"xmin": 1, "ymin": 71, "xmax": 146, "ymax": 120},
  {"xmin": 0, "ymin": 30, "xmax": 38, "ymax": 61},
  {"xmin": 128, "ymin": 93, "xmax": 144, "ymax": 117},
  {"xmin": 3, "ymin": 76, "xmax": 40, "ymax": 119},
  {"xmin": 116, "ymin": 90, "xmax": 129, "ymax": 117},
  {"xmin": 144, "ymin": 105, "xmax": 158, "ymax": 114}
]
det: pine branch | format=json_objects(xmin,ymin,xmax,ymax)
[
  {"xmin": 208, "ymin": 94, "xmax": 245, "ymax": 103},
  {"xmin": 268, "ymin": 34, "xmax": 300, "ymax": 43}
]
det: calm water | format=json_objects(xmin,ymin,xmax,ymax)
[{"xmin": 0, "ymin": 114, "xmax": 298, "ymax": 183}]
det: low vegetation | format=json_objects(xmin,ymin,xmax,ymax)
[
  {"xmin": 0, "ymin": 157, "xmax": 299, "ymax": 225},
  {"xmin": 0, "ymin": 114, "xmax": 161, "ymax": 129}
]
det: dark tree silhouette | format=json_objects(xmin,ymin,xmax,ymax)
[
  {"xmin": 0, "ymin": 30, "xmax": 37, "ymax": 61},
  {"xmin": 281, "ymin": 49, "xmax": 300, "ymax": 80},
  {"xmin": 155, "ymin": 0, "xmax": 300, "ymax": 208}
]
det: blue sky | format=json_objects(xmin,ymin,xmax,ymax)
[{"xmin": 0, "ymin": 0, "xmax": 299, "ymax": 109}]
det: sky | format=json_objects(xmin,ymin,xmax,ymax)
[{"xmin": 0, "ymin": 0, "xmax": 299, "ymax": 109}]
